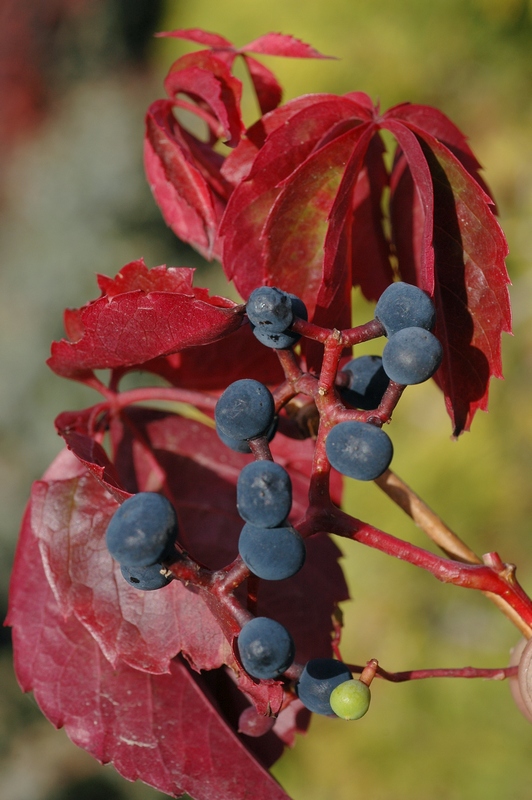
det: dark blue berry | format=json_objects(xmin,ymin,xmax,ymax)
[
  {"xmin": 106, "ymin": 492, "xmax": 178, "ymax": 567},
  {"xmin": 238, "ymin": 522, "xmax": 306, "ymax": 580},
  {"xmin": 375, "ymin": 282, "xmax": 436, "ymax": 336},
  {"xmin": 382, "ymin": 327, "xmax": 443, "ymax": 385},
  {"xmin": 237, "ymin": 461, "xmax": 292, "ymax": 528},
  {"xmin": 216, "ymin": 416, "xmax": 278, "ymax": 453},
  {"xmin": 288, "ymin": 293, "xmax": 308, "ymax": 322},
  {"xmin": 251, "ymin": 326, "xmax": 301, "ymax": 350},
  {"xmin": 120, "ymin": 563, "xmax": 172, "ymax": 591},
  {"xmin": 297, "ymin": 658, "xmax": 352, "ymax": 715},
  {"xmin": 326, "ymin": 421, "xmax": 393, "ymax": 481},
  {"xmin": 215, "ymin": 379, "xmax": 275, "ymax": 441},
  {"xmin": 340, "ymin": 355, "xmax": 389, "ymax": 410},
  {"xmin": 237, "ymin": 617, "xmax": 295, "ymax": 680},
  {"xmin": 250, "ymin": 292, "xmax": 308, "ymax": 350},
  {"xmin": 216, "ymin": 427, "xmax": 254, "ymax": 453},
  {"xmin": 247, "ymin": 287, "xmax": 293, "ymax": 332}
]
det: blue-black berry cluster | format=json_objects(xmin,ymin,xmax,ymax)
[
  {"xmin": 105, "ymin": 492, "xmax": 178, "ymax": 591},
  {"xmin": 221, "ymin": 283, "xmax": 440, "ymax": 698},
  {"xmin": 325, "ymin": 281, "xmax": 442, "ymax": 481},
  {"xmin": 246, "ymin": 286, "xmax": 308, "ymax": 349},
  {"xmin": 234, "ymin": 455, "xmax": 305, "ymax": 581},
  {"xmin": 376, "ymin": 281, "xmax": 443, "ymax": 386},
  {"xmin": 213, "ymin": 378, "xmax": 306, "ymax": 682},
  {"xmin": 104, "ymin": 282, "xmax": 442, "ymax": 715},
  {"xmin": 213, "ymin": 377, "xmax": 306, "ymax": 580},
  {"xmin": 297, "ymin": 658, "xmax": 352, "ymax": 714},
  {"xmin": 296, "ymin": 657, "xmax": 371, "ymax": 719}
]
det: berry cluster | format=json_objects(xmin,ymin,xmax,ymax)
[
  {"xmin": 105, "ymin": 492, "xmax": 179, "ymax": 590},
  {"xmin": 297, "ymin": 658, "xmax": 371, "ymax": 720},
  {"xmin": 103, "ymin": 280, "xmax": 442, "ymax": 720},
  {"xmin": 376, "ymin": 282, "xmax": 442, "ymax": 385},
  {"xmin": 247, "ymin": 286, "xmax": 308, "ymax": 349}
]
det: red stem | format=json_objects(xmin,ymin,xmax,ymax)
[
  {"xmin": 291, "ymin": 318, "xmax": 333, "ymax": 343},
  {"xmin": 352, "ymin": 663, "xmax": 518, "ymax": 682},
  {"xmin": 299, "ymin": 507, "xmax": 532, "ymax": 626},
  {"xmin": 342, "ymin": 317, "xmax": 386, "ymax": 346},
  {"xmin": 112, "ymin": 386, "xmax": 218, "ymax": 413},
  {"xmin": 248, "ymin": 437, "xmax": 273, "ymax": 460}
]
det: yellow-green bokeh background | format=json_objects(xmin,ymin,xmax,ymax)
[{"xmin": 2, "ymin": 1, "xmax": 532, "ymax": 798}]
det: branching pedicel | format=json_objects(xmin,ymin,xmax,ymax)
[{"xmin": 6, "ymin": 27, "xmax": 531, "ymax": 800}]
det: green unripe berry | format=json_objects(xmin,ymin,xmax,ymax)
[{"xmin": 330, "ymin": 679, "xmax": 371, "ymax": 720}]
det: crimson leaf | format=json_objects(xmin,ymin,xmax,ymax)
[
  {"xmin": 241, "ymin": 33, "xmax": 334, "ymax": 59},
  {"xmin": 47, "ymin": 260, "xmax": 244, "ymax": 380},
  {"xmin": 219, "ymin": 90, "xmax": 510, "ymax": 430},
  {"xmin": 134, "ymin": 322, "xmax": 285, "ymax": 390},
  {"xmin": 8, "ymin": 501, "xmax": 292, "ymax": 800},
  {"xmin": 49, "ymin": 405, "xmax": 348, "ymax": 693},
  {"xmin": 157, "ymin": 29, "xmax": 333, "ymax": 116},
  {"xmin": 111, "ymin": 408, "xmax": 348, "ymax": 664},
  {"xmin": 163, "ymin": 51, "xmax": 244, "ymax": 147},
  {"xmin": 144, "ymin": 99, "xmax": 230, "ymax": 259},
  {"xmin": 220, "ymin": 95, "xmax": 372, "ymax": 319},
  {"xmin": 383, "ymin": 111, "xmax": 511, "ymax": 433},
  {"xmin": 29, "ymin": 471, "xmax": 234, "ymax": 675}
]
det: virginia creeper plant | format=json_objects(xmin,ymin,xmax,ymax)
[{"xmin": 6, "ymin": 27, "xmax": 532, "ymax": 800}]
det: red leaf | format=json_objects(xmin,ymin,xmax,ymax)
[
  {"xmin": 387, "ymin": 122, "xmax": 510, "ymax": 433},
  {"xmin": 96, "ymin": 259, "xmax": 197, "ymax": 296},
  {"xmin": 53, "ymin": 404, "xmax": 132, "ymax": 502},
  {"xmin": 262, "ymin": 124, "xmax": 366, "ymax": 320},
  {"xmin": 7, "ymin": 506, "xmax": 292, "ymax": 800},
  {"xmin": 28, "ymin": 470, "xmax": 232, "ymax": 675},
  {"xmin": 154, "ymin": 30, "xmax": 328, "ymax": 118},
  {"xmin": 9, "ymin": 413, "xmax": 344, "ymax": 784},
  {"xmin": 242, "ymin": 55, "xmax": 283, "ymax": 115},
  {"xmin": 388, "ymin": 149, "xmax": 425, "ymax": 289},
  {"xmin": 156, "ymin": 28, "xmax": 234, "ymax": 48},
  {"xmin": 114, "ymin": 409, "xmax": 348, "ymax": 663},
  {"xmin": 221, "ymin": 94, "xmax": 333, "ymax": 186},
  {"xmin": 350, "ymin": 133, "xmax": 394, "ymax": 301},
  {"xmin": 164, "ymin": 51, "xmax": 244, "ymax": 147},
  {"xmin": 385, "ymin": 102, "xmax": 495, "ymax": 203},
  {"xmin": 422, "ymin": 136, "xmax": 510, "ymax": 432},
  {"xmin": 382, "ymin": 119, "xmax": 435, "ymax": 292},
  {"xmin": 241, "ymin": 33, "xmax": 334, "ymax": 60},
  {"xmin": 57, "ymin": 426, "xmax": 131, "ymax": 503},
  {"xmin": 144, "ymin": 101, "xmax": 227, "ymax": 258},
  {"xmin": 299, "ymin": 122, "xmax": 378, "ymax": 369},
  {"xmin": 47, "ymin": 260, "xmax": 244, "ymax": 379},
  {"xmin": 221, "ymin": 95, "xmax": 369, "ymax": 312},
  {"xmin": 138, "ymin": 322, "xmax": 285, "ymax": 390},
  {"xmin": 157, "ymin": 29, "xmax": 332, "ymax": 61}
]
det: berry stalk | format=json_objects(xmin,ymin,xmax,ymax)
[{"xmin": 374, "ymin": 469, "xmax": 532, "ymax": 638}]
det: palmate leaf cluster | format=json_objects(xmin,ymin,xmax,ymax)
[{"xmin": 6, "ymin": 28, "xmax": 511, "ymax": 800}]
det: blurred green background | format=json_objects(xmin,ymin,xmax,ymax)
[{"xmin": 1, "ymin": 1, "xmax": 532, "ymax": 798}]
